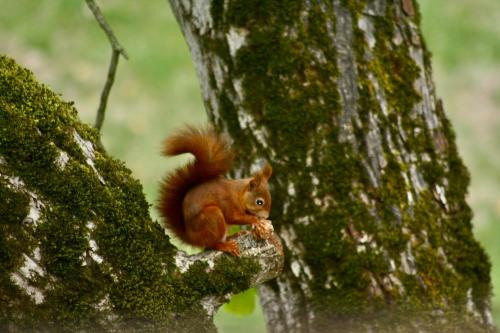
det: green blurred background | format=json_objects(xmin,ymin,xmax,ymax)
[{"xmin": 0, "ymin": 1, "xmax": 498, "ymax": 331}]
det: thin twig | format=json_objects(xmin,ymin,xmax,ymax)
[
  {"xmin": 85, "ymin": 0, "xmax": 128, "ymax": 134},
  {"xmin": 94, "ymin": 49, "xmax": 120, "ymax": 133}
]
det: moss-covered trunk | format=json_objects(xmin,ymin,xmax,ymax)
[
  {"xmin": 0, "ymin": 55, "xmax": 283, "ymax": 332},
  {"xmin": 169, "ymin": 0, "xmax": 494, "ymax": 331}
]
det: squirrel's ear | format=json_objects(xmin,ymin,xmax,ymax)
[
  {"xmin": 249, "ymin": 161, "xmax": 271, "ymax": 189},
  {"xmin": 260, "ymin": 161, "xmax": 272, "ymax": 180},
  {"xmin": 249, "ymin": 177, "xmax": 260, "ymax": 190}
]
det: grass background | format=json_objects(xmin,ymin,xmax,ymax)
[{"xmin": 1, "ymin": 0, "xmax": 498, "ymax": 331}]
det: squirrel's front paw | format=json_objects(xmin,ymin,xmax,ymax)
[{"xmin": 252, "ymin": 219, "xmax": 274, "ymax": 240}]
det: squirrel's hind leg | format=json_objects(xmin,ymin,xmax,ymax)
[
  {"xmin": 186, "ymin": 205, "xmax": 240, "ymax": 256},
  {"xmin": 213, "ymin": 240, "xmax": 240, "ymax": 256}
]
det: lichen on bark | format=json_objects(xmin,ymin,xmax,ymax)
[{"xmin": 169, "ymin": 0, "xmax": 494, "ymax": 331}]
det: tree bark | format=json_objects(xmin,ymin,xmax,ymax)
[
  {"xmin": 0, "ymin": 55, "xmax": 283, "ymax": 332},
  {"xmin": 168, "ymin": 0, "xmax": 495, "ymax": 332}
]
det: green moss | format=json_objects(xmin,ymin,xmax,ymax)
[
  {"xmin": 347, "ymin": 2, "xmax": 491, "ymax": 327},
  {"xmin": 225, "ymin": 1, "xmax": 303, "ymax": 28},
  {"xmin": 202, "ymin": 0, "xmax": 493, "ymax": 329},
  {"xmin": 207, "ymin": 0, "xmax": 340, "ymax": 173},
  {"xmin": 436, "ymin": 103, "xmax": 492, "ymax": 315},
  {"xmin": 0, "ymin": 178, "xmax": 30, "ymax": 226},
  {"xmin": 0, "ymin": 180, "xmax": 36, "ymax": 329},
  {"xmin": 173, "ymin": 257, "xmax": 259, "ymax": 309}
]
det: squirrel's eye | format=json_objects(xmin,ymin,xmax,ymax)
[{"xmin": 256, "ymin": 199, "xmax": 264, "ymax": 206}]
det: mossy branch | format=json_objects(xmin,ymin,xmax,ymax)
[{"xmin": 0, "ymin": 55, "xmax": 283, "ymax": 332}]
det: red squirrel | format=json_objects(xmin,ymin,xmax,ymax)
[{"xmin": 158, "ymin": 125, "xmax": 273, "ymax": 256}]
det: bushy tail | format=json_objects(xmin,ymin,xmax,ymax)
[{"xmin": 158, "ymin": 125, "xmax": 234, "ymax": 243}]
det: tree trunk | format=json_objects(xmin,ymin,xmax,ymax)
[
  {"xmin": 168, "ymin": 0, "xmax": 495, "ymax": 332},
  {"xmin": 0, "ymin": 55, "xmax": 283, "ymax": 332}
]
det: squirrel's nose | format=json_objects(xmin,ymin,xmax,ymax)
[{"xmin": 257, "ymin": 211, "xmax": 269, "ymax": 219}]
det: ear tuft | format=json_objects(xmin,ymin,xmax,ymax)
[{"xmin": 261, "ymin": 161, "xmax": 272, "ymax": 180}]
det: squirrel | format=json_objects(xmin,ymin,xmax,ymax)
[{"xmin": 158, "ymin": 125, "xmax": 273, "ymax": 256}]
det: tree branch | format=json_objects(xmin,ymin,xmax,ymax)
[
  {"xmin": 0, "ymin": 55, "xmax": 284, "ymax": 332},
  {"xmin": 174, "ymin": 233, "xmax": 284, "ymax": 316},
  {"xmin": 84, "ymin": 0, "xmax": 128, "ymax": 134}
]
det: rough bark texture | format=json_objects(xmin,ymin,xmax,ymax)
[
  {"xmin": 168, "ymin": 0, "xmax": 495, "ymax": 332},
  {"xmin": 0, "ymin": 55, "xmax": 283, "ymax": 332}
]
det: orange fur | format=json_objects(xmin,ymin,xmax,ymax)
[
  {"xmin": 158, "ymin": 125, "xmax": 272, "ymax": 256},
  {"xmin": 158, "ymin": 125, "xmax": 233, "ymax": 244}
]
